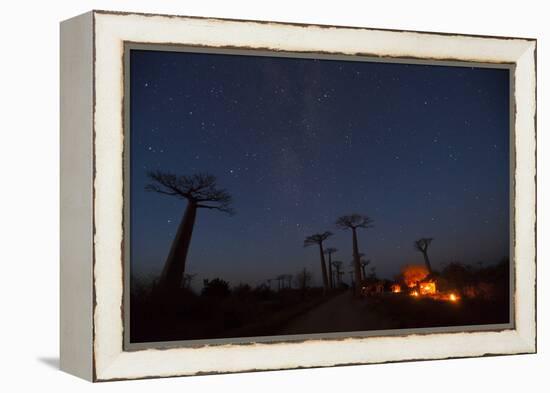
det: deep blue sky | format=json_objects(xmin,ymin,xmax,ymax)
[{"xmin": 130, "ymin": 49, "xmax": 510, "ymax": 288}]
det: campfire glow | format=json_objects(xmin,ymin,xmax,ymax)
[
  {"xmin": 401, "ymin": 264, "xmax": 429, "ymax": 288},
  {"xmin": 419, "ymin": 281, "xmax": 436, "ymax": 295},
  {"xmin": 399, "ymin": 265, "xmax": 460, "ymax": 302},
  {"xmin": 448, "ymin": 293, "xmax": 459, "ymax": 302}
]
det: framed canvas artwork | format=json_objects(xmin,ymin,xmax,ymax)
[{"xmin": 60, "ymin": 10, "xmax": 536, "ymax": 381}]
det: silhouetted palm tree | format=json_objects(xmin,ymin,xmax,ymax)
[
  {"xmin": 146, "ymin": 171, "xmax": 233, "ymax": 292},
  {"xmin": 336, "ymin": 214, "xmax": 374, "ymax": 296},
  {"xmin": 324, "ymin": 247, "xmax": 338, "ymax": 289},
  {"xmin": 304, "ymin": 231, "xmax": 333, "ymax": 293},
  {"xmin": 414, "ymin": 238, "xmax": 434, "ymax": 273}
]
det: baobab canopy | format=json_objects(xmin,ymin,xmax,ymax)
[
  {"xmin": 146, "ymin": 170, "xmax": 234, "ymax": 292},
  {"xmin": 146, "ymin": 171, "xmax": 234, "ymax": 214}
]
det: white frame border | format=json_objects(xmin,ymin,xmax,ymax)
[{"xmin": 91, "ymin": 11, "xmax": 536, "ymax": 381}]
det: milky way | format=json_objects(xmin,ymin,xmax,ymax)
[{"xmin": 130, "ymin": 49, "xmax": 510, "ymax": 288}]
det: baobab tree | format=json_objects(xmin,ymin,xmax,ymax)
[
  {"xmin": 414, "ymin": 237, "xmax": 434, "ymax": 273},
  {"xmin": 336, "ymin": 214, "xmax": 374, "ymax": 296},
  {"xmin": 304, "ymin": 231, "xmax": 333, "ymax": 293},
  {"xmin": 348, "ymin": 270, "xmax": 355, "ymax": 287},
  {"xmin": 294, "ymin": 268, "xmax": 313, "ymax": 296},
  {"xmin": 351, "ymin": 253, "xmax": 370, "ymax": 280},
  {"xmin": 284, "ymin": 274, "xmax": 293, "ymax": 289},
  {"xmin": 360, "ymin": 259, "xmax": 371, "ymax": 281},
  {"xmin": 324, "ymin": 247, "xmax": 338, "ymax": 289},
  {"xmin": 276, "ymin": 274, "xmax": 292, "ymax": 290},
  {"xmin": 331, "ymin": 260, "xmax": 343, "ymax": 288},
  {"xmin": 182, "ymin": 273, "xmax": 196, "ymax": 290},
  {"xmin": 275, "ymin": 274, "xmax": 285, "ymax": 291},
  {"xmin": 146, "ymin": 171, "xmax": 233, "ymax": 292}
]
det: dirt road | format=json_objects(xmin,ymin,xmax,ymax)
[{"xmin": 276, "ymin": 291, "xmax": 395, "ymax": 335}]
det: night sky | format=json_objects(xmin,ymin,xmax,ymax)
[{"xmin": 130, "ymin": 49, "xmax": 510, "ymax": 289}]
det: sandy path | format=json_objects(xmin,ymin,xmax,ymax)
[{"xmin": 276, "ymin": 291, "xmax": 394, "ymax": 335}]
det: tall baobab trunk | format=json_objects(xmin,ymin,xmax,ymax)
[
  {"xmin": 352, "ymin": 228, "xmax": 362, "ymax": 296},
  {"xmin": 159, "ymin": 201, "xmax": 197, "ymax": 291},
  {"xmin": 421, "ymin": 251, "xmax": 432, "ymax": 273},
  {"xmin": 361, "ymin": 263, "xmax": 367, "ymax": 280},
  {"xmin": 331, "ymin": 261, "xmax": 343, "ymax": 288},
  {"xmin": 147, "ymin": 171, "xmax": 234, "ymax": 297},
  {"xmin": 318, "ymin": 244, "xmax": 329, "ymax": 294},
  {"xmin": 414, "ymin": 238, "xmax": 434, "ymax": 274},
  {"xmin": 304, "ymin": 232, "xmax": 332, "ymax": 294}
]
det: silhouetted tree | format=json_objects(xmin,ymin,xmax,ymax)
[
  {"xmin": 276, "ymin": 274, "xmax": 293, "ymax": 289},
  {"xmin": 233, "ymin": 283, "xmax": 252, "ymax": 298},
  {"xmin": 252, "ymin": 283, "xmax": 273, "ymax": 300},
  {"xmin": 332, "ymin": 260, "xmax": 343, "ymax": 287},
  {"xmin": 441, "ymin": 261, "xmax": 472, "ymax": 289},
  {"xmin": 348, "ymin": 270, "xmax": 355, "ymax": 287},
  {"xmin": 294, "ymin": 268, "xmax": 313, "ymax": 294},
  {"xmin": 284, "ymin": 274, "xmax": 293, "ymax": 289},
  {"xmin": 275, "ymin": 274, "xmax": 285, "ymax": 291},
  {"xmin": 182, "ymin": 273, "xmax": 196, "ymax": 290},
  {"xmin": 146, "ymin": 171, "xmax": 233, "ymax": 292},
  {"xmin": 360, "ymin": 259, "xmax": 371, "ymax": 281},
  {"xmin": 201, "ymin": 278, "xmax": 231, "ymax": 297},
  {"xmin": 366, "ymin": 266, "xmax": 378, "ymax": 282},
  {"xmin": 324, "ymin": 247, "xmax": 338, "ymax": 289},
  {"xmin": 336, "ymin": 214, "xmax": 374, "ymax": 295},
  {"xmin": 304, "ymin": 231, "xmax": 333, "ymax": 293},
  {"xmin": 350, "ymin": 253, "xmax": 370, "ymax": 280},
  {"xmin": 414, "ymin": 237, "xmax": 434, "ymax": 273}
]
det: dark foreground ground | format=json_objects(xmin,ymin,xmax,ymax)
[
  {"xmin": 364, "ymin": 292, "xmax": 509, "ymax": 330},
  {"xmin": 130, "ymin": 288, "xmax": 509, "ymax": 343}
]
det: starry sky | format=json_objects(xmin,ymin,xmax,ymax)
[{"xmin": 129, "ymin": 49, "xmax": 510, "ymax": 288}]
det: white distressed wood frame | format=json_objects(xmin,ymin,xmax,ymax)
[{"xmin": 60, "ymin": 10, "xmax": 536, "ymax": 382}]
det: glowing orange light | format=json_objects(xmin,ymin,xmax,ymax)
[
  {"xmin": 449, "ymin": 293, "xmax": 458, "ymax": 302},
  {"xmin": 419, "ymin": 281, "xmax": 436, "ymax": 295},
  {"xmin": 411, "ymin": 290, "xmax": 419, "ymax": 297},
  {"xmin": 391, "ymin": 284, "xmax": 402, "ymax": 293},
  {"xmin": 401, "ymin": 265, "xmax": 430, "ymax": 288}
]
